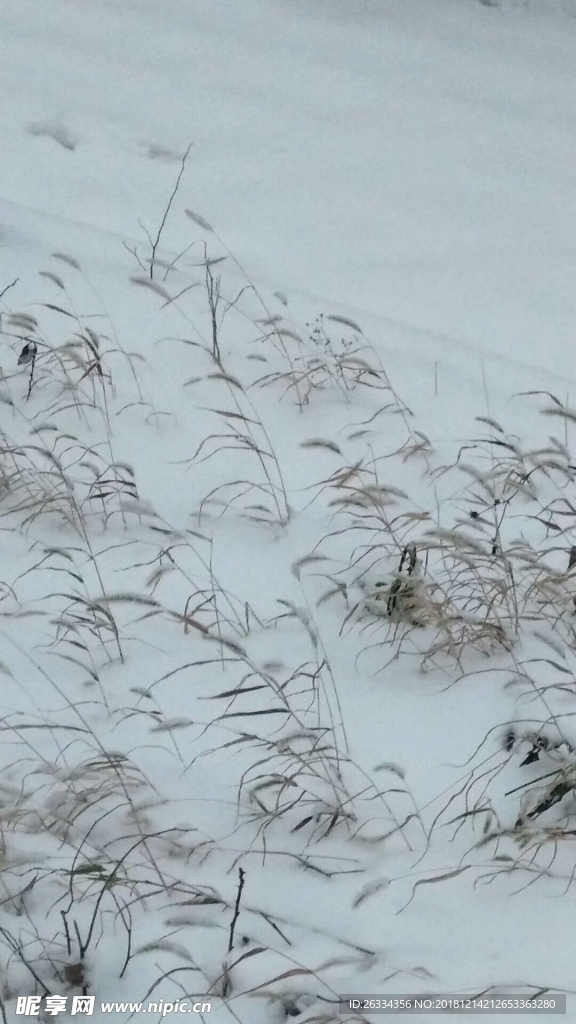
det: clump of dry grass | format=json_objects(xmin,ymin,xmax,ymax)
[
  {"xmin": 149, "ymin": 250, "xmax": 292, "ymax": 526},
  {"xmin": 13, "ymin": 201, "xmax": 576, "ymax": 1021},
  {"xmin": 250, "ymin": 311, "xmax": 410, "ymax": 413},
  {"xmin": 0, "ymin": 200, "xmax": 435, "ymax": 1023},
  {"xmin": 304, "ymin": 405, "xmax": 576, "ymax": 673}
]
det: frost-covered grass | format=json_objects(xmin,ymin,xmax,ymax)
[{"xmin": 1, "ymin": 213, "xmax": 576, "ymax": 1021}]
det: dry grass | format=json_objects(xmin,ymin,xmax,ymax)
[{"xmin": 2, "ymin": 210, "xmax": 575, "ymax": 1018}]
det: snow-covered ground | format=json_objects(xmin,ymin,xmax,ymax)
[{"xmin": 1, "ymin": 0, "xmax": 576, "ymax": 1021}]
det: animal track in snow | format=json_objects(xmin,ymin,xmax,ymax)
[
  {"xmin": 140, "ymin": 142, "xmax": 188, "ymax": 163},
  {"xmin": 27, "ymin": 120, "xmax": 78, "ymax": 151}
]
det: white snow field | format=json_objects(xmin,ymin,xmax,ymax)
[{"xmin": 0, "ymin": 0, "xmax": 576, "ymax": 1020}]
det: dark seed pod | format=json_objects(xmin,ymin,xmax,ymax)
[
  {"xmin": 18, "ymin": 341, "xmax": 38, "ymax": 365},
  {"xmin": 503, "ymin": 729, "xmax": 515, "ymax": 753}
]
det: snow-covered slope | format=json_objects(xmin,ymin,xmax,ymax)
[{"xmin": 0, "ymin": 0, "xmax": 576, "ymax": 1020}]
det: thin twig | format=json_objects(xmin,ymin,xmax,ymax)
[
  {"xmin": 150, "ymin": 143, "xmax": 193, "ymax": 279},
  {"xmin": 26, "ymin": 351, "xmax": 37, "ymax": 401},
  {"xmin": 122, "ymin": 242, "xmax": 146, "ymax": 272},
  {"xmin": 0, "ymin": 926, "xmax": 51, "ymax": 995},
  {"xmin": 205, "ymin": 255, "xmax": 221, "ymax": 362},
  {"xmin": 228, "ymin": 867, "xmax": 245, "ymax": 953},
  {"xmin": 0, "ymin": 278, "xmax": 18, "ymax": 302},
  {"xmin": 61, "ymin": 910, "xmax": 72, "ymax": 956}
]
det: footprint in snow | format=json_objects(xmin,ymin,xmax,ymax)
[
  {"xmin": 140, "ymin": 142, "xmax": 189, "ymax": 163},
  {"xmin": 27, "ymin": 120, "xmax": 78, "ymax": 151}
]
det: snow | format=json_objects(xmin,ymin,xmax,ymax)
[{"xmin": 1, "ymin": 0, "xmax": 576, "ymax": 1021}]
